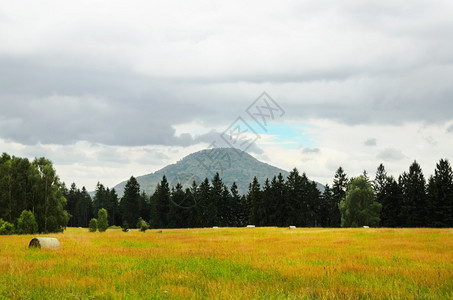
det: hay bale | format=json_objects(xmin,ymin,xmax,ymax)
[
  {"xmin": 212, "ymin": 226, "xmax": 219, "ymax": 228},
  {"xmin": 246, "ymin": 225, "xmax": 255, "ymax": 228},
  {"xmin": 363, "ymin": 226, "xmax": 370, "ymax": 228},
  {"xmin": 289, "ymin": 225, "xmax": 296, "ymax": 230},
  {"xmin": 29, "ymin": 237, "xmax": 60, "ymax": 250}
]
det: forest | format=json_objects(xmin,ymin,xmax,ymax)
[{"xmin": 1, "ymin": 151, "xmax": 452, "ymax": 233}]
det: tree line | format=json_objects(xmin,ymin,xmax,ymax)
[
  {"xmin": 67, "ymin": 158, "xmax": 452, "ymax": 230},
  {"xmin": 1, "ymin": 151, "xmax": 452, "ymax": 233}
]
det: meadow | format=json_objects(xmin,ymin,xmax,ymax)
[{"xmin": 0, "ymin": 227, "xmax": 452, "ymax": 299}]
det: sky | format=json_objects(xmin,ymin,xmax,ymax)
[{"xmin": 1, "ymin": 0, "xmax": 453, "ymax": 191}]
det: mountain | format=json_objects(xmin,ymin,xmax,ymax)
[{"xmin": 113, "ymin": 148, "xmax": 323, "ymax": 196}]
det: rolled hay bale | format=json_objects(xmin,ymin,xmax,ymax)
[
  {"xmin": 29, "ymin": 237, "xmax": 60, "ymax": 250},
  {"xmin": 289, "ymin": 225, "xmax": 296, "ymax": 230},
  {"xmin": 246, "ymin": 225, "xmax": 255, "ymax": 228}
]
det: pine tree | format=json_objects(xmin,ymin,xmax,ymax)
[
  {"xmin": 320, "ymin": 184, "xmax": 333, "ymax": 227},
  {"xmin": 247, "ymin": 176, "xmax": 262, "ymax": 225},
  {"xmin": 120, "ymin": 176, "xmax": 141, "ymax": 228},
  {"xmin": 138, "ymin": 191, "xmax": 150, "ymax": 223},
  {"xmin": 380, "ymin": 176, "xmax": 402, "ymax": 227},
  {"xmin": 286, "ymin": 168, "xmax": 303, "ymax": 226},
  {"xmin": 429, "ymin": 159, "xmax": 453, "ymax": 227},
  {"xmin": 331, "ymin": 167, "xmax": 348, "ymax": 227},
  {"xmin": 75, "ymin": 187, "xmax": 93, "ymax": 227},
  {"xmin": 65, "ymin": 183, "xmax": 79, "ymax": 227},
  {"xmin": 186, "ymin": 181, "xmax": 199, "ymax": 228},
  {"xmin": 230, "ymin": 182, "xmax": 242, "ymax": 227},
  {"xmin": 168, "ymin": 183, "xmax": 185, "ymax": 228},
  {"xmin": 399, "ymin": 161, "xmax": 426, "ymax": 227},
  {"xmin": 273, "ymin": 173, "xmax": 287, "ymax": 227},
  {"xmin": 374, "ymin": 164, "xmax": 387, "ymax": 226},
  {"xmin": 155, "ymin": 176, "xmax": 170, "ymax": 228},
  {"xmin": 197, "ymin": 178, "xmax": 211, "ymax": 227}
]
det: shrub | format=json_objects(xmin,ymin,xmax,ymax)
[
  {"xmin": 137, "ymin": 218, "xmax": 149, "ymax": 232},
  {"xmin": 122, "ymin": 221, "xmax": 129, "ymax": 232},
  {"xmin": 16, "ymin": 210, "xmax": 38, "ymax": 234},
  {"xmin": 89, "ymin": 218, "xmax": 98, "ymax": 232},
  {"xmin": 0, "ymin": 218, "xmax": 14, "ymax": 235},
  {"xmin": 97, "ymin": 208, "xmax": 109, "ymax": 232}
]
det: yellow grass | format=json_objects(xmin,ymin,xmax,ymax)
[{"xmin": 1, "ymin": 227, "xmax": 452, "ymax": 299}]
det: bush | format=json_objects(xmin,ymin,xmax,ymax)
[
  {"xmin": 108, "ymin": 225, "xmax": 122, "ymax": 229},
  {"xmin": 137, "ymin": 218, "xmax": 149, "ymax": 232},
  {"xmin": 97, "ymin": 208, "xmax": 109, "ymax": 232},
  {"xmin": 16, "ymin": 210, "xmax": 38, "ymax": 234},
  {"xmin": 89, "ymin": 218, "xmax": 98, "ymax": 232},
  {"xmin": 0, "ymin": 218, "xmax": 14, "ymax": 235},
  {"xmin": 122, "ymin": 221, "xmax": 129, "ymax": 232}
]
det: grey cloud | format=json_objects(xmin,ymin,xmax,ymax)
[
  {"xmin": 302, "ymin": 147, "xmax": 320, "ymax": 154},
  {"xmin": 1, "ymin": 0, "xmax": 453, "ymax": 149},
  {"xmin": 377, "ymin": 148, "xmax": 406, "ymax": 161},
  {"xmin": 364, "ymin": 138, "xmax": 377, "ymax": 146},
  {"xmin": 447, "ymin": 124, "xmax": 453, "ymax": 133}
]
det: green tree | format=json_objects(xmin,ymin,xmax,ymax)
[
  {"xmin": 320, "ymin": 184, "xmax": 333, "ymax": 227},
  {"xmin": 331, "ymin": 167, "xmax": 348, "ymax": 227},
  {"xmin": 137, "ymin": 217, "xmax": 149, "ymax": 232},
  {"xmin": 16, "ymin": 210, "xmax": 38, "ymax": 234},
  {"xmin": 65, "ymin": 183, "xmax": 79, "ymax": 227},
  {"xmin": 75, "ymin": 187, "xmax": 93, "ymax": 227},
  {"xmin": 167, "ymin": 183, "xmax": 185, "ymax": 228},
  {"xmin": 247, "ymin": 176, "xmax": 262, "ymax": 225},
  {"xmin": 195, "ymin": 178, "xmax": 211, "ymax": 227},
  {"xmin": 380, "ymin": 176, "xmax": 402, "ymax": 227},
  {"xmin": 339, "ymin": 175, "xmax": 382, "ymax": 227},
  {"xmin": 151, "ymin": 176, "xmax": 170, "ymax": 228},
  {"xmin": 120, "ymin": 176, "xmax": 141, "ymax": 228},
  {"xmin": 427, "ymin": 159, "xmax": 453, "ymax": 227},
  {"xmin": 89, "ymin": 218, "xmax": 97, "ymax": 232},
  {"xmin": 0, "ymin": 218, "xmax": 14, "ymax": 235},
  {"xmin": 208, "ymin": 173, "xmax": 223, "ymax": 226},
  {"xmin": 229, "ymin": 182, "xmax": 243, "ymax": 227},
  {"xmin": 97, "ymin": 208, "xmax": 108, "ymax": 232},
  {"xmin": 273, "ymin": 173, "xmax": 288, "ymax": 227},
  {"xmin": 399, "ymin": 161, "xmax": 426, "ymax": 227},
  {"xmin": 32, "ymin": 157, "xmax": 69, "ymax": 233}
]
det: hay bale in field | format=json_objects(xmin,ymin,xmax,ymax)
[
  {"xmin": 363, "ymin": 226, "xmax": 370, "ymax": 228},
  {"xmin": 246, "ymin": 225, "xmax": 255, "ymax": 228},
  {"xmin": 289, "ymin": 226, "xmax": 296, "ymax": 230},
  {"xmin": 212, "ymin": 226, "xmax": 219, "ymax": 228},
  {"xmin": 28, "ymin": 237, "xmax": 60, "ymax": 250}
]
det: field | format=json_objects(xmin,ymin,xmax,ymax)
[{"xmin": 1, "ymin": 227, "xmax": 452, "ymax": 299}]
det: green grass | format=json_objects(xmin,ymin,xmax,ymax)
[{"xmin": 0, "ymin": 227, "xmax": 452, "ymax": 299}]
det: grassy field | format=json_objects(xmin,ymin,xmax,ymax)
[{"xmin": 0, "ymin": 227, "xmax": 452, "ymax": 299}]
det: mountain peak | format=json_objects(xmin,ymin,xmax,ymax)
[{"xmin": 113, "ymin": 148, "xmax": 321, "ymax": 196}]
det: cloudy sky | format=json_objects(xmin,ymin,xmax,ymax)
[{"xmin": 1, "ymin": 0, "xmax": 452, "ymax": 191}]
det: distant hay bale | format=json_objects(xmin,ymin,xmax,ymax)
[
  {"xmin": 289, "ymin": 226, "xmax": 296, "ymax": 230},
  {"xmin": 212, "ymin": 226, "xmax": 219, "ymax": 228},
  {"xmin": 363, "ymin": 226, "xmax": 370, "ymax": 228},
  {"xmin": 246, "ymin": 225, "xmax": 255, "ymax": 228},
  {"xmin": 28, "ymin": 237, "xmax": 60, "ymax": 250}
]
